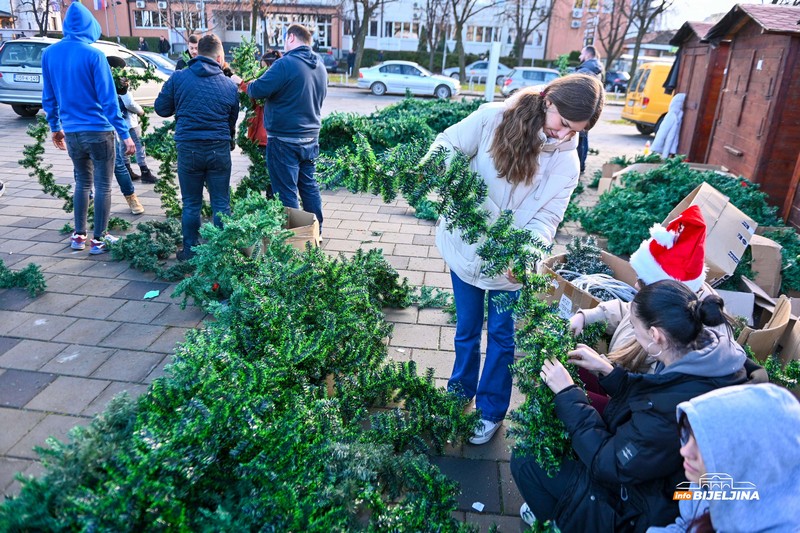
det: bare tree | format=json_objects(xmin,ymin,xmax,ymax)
[
  {"xmin": 346, "ymin": 0, "xmax": 397, "ymax": 77},
  {"xmin": 156, "ymin": 0, "xmax": 248, "ymax": 44},
  {"xmin": 625, "ymin": 0, "xmax": 674, "ymax": 78},
  {"xmin": 502, "ymin": 0, "xmax": 554, "ymax": 67},
  {"xmin": 595, "ymin": 0, "xmax": 633, "ymax": 71},
  {"xmin": 422, "ymin": 0, "xmax": 450, "ymax": 71},
  {"xmin": 448, "ymin": 0, "xmax": 500, "ymax": 82},
  {"xmin": 15, "ymin": 0, "xmax": 52, "ymax": 37}
]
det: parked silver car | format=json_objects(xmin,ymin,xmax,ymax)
[
  {"xmin": 0, "ymin": 37, "xmax": 168, "ymax": 117},
  {"xmin": 137, "ymin": 50, "xmax": 177, "ymax": 76},
  {"xmin": 500, "ymin": 67, "xmax": 560, "ymax": 97},
  {"xmin": 358, "ymin": 60, "xmax": 460, "ymax": 99},
  {"xmin": 442, "ymin": 60, "xmax": 512, "ymax": 86}
]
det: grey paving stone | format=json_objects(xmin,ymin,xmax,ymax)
[
  {"xmin": 70, "ymin": 277, "xmax": 131, "ymax": 297},
  {"xmin": 26, "ymin": 376, "xmax": 111, "ymax": 415},
  {"xmin": 0, "ymin": 336, "xmax": 22, "ymax": 356},
  {"xmin": 64, "ymin": 296, "xmax": 128, "ymax": 320},
  {"xmin": 8, "ymin": 217, "xmax": 53, "ymax": 229},
  {"xmin": 0, "ymin": 408, "xmax": 45, "ymax": 455},
  {"xmin": 79, "ymin": 260, "xmax": 132, "ymax": 279},
  {"xmin": 21, "ymin": 292, "xmax": 83, "ymax": 315},
  {"xmin": 0, "ymin": 340, "xmax": 67, "ymax": 371},
  {"xmin": 147, "ymin": 327, "xmax": 189, "ymax": 354},
  {"xmin": 81, "ymin": 381, "xmax": 149, "ymax": 417},
  {"xmin": 97, "ymin": 323, "xmax": 167, "ymax": 351},
  {"xmin": 39, "ymin": 345, "xmax": 117, "ymax": 377},
  {"xmin": 411, "ymin": 349, "xmax": 455, "ymax": 380},
  {"xmin": 20, "ymin": 242, "xmax": 68, "ymax": 256},
  {"xmin": 5, "ymin": 314, "xmax": 77, "ymax": 341},
  {"xmin": 51, "ymin": 318, "xmax": 121, "ymax": 345},
  {"xmin": 0, "ymin": 288, "xmax": 36, "ymax": 311},
  {"xmin": 429, "ymin": 456, "xmax": 501, "ymax": 514},
  {"xmin": 7, "ymin": 414, "xmax": 87, "ymax": 459},
  {"xmin": 463, "ymin": 512, "xmax": 523, "ymax": 532},
  {"xmin": 389, "ymin": 323, "xmax": 442, "ymax": 350},
  {"xmin": 106, "ymin": 300, "xmax": 170, "ymax": 324},
  {"xmin": 498, "ymin": 461, "xmax": 525, "ymax": 517},
  {"xmin": 144, "ymin": 355, "xmax": 172, "ymax": 383},
  {"xmin": 91, "ymin": 350, "xmax": 165, "ymax": 382},
  {"xmin": 153, "ymin": 304, "xmax": 207, "ymax": 328},
  {"xmin": 110, "ymin": 280, "xmax": 172, "ymax": 301},
  {"xmin": 0, "ymin": 457, "xmax": 32, "ymax": 495},
  {"xmin": 0, "ymin": 370, "xmax": 57, "ymax": 408},
  {"xmin": 42, "ymin": 258, "xmax": 96, "ymax": 275}
]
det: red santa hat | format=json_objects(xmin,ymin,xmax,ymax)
[{"xmin": 629, "ymin": 205, "xmax": 707, "ymax": 291}]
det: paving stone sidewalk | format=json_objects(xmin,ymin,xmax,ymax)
[{"xmin": 0, "ymin": 98, "xmax": 632, "ymax": 530}]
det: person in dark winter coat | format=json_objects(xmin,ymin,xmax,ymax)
[
  {"xmin": 175, "ymin": 34, "xmax": 199, "ymax": 70},
  {"xmin": 575, "ymin": 46, "xmax": 603, "ymax": 174},
  {"xmin": 154, "ymin": 34, "xmax": 239, "ymax": 261},
  {"xmin": 233, "ymin": 24, "xmax": 327, "ymax": 230},
  {"xmin": 158, "ymin": 35, "xmax": 171, "ymax": 57},
  {"xmin": 138, "ymin": 37, "xmax": 149, "ymax": 51},
  {"xmin": 511, "ymin": 280, "xmax": 764, "ymax": 532}
]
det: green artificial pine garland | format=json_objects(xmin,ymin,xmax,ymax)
[
  {"xmin": 19, "ymin": 115, "xmax": 73, "ymax": 213},
  {"xmin": 0, "ymin": 259, "xmax": 47, "ymax": 297}
]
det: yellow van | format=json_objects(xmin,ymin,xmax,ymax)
[{"xmin": 621, "ymin": 62, "xmax": 673, "ymax": 135}]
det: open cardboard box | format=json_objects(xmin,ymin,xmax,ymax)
[
  {"xmin": 736, "ymin": 277, "xmax": 795, "ymax": 360},
  {"xmin": 748, "ymin": 234, "xmax": 783, "ymax": 297},
  {"xmin": 664, "ymin": 183, "xmax": 758, "ymax": 286},
  {"xmin": 283, "ymin": 207, "xmax": 321, "ymax": 250},
  {"xmin": 539, "ymin": 251, "xmax": 639, "ymax": 319}
]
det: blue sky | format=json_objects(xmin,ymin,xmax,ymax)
[{"xmin": 666, "ymin": 0, "xmax": 749, "ymax": 27}]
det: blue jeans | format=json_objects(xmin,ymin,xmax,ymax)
[
  {"xmin": 266, "ymin": 137, "xmax": 323, "ymax": 230},
  {"xmin": 129, "ymin": 127, "xmax": 147, "ymax": 168},
  {"xmin": 65, "ymin": 131, "xmax": 115, "ymax": 239},
  {"xmin": 448, "ymin": 271, "xmax": 518, "ymax": 422},
  {"xmin": 176, "ymin": 141, "xmax": 232, "ymax": 249},
  {"xmin": 578, "ymin": 131, "xmax": 589, "ymax": 173},
  {"xmin": 114, "ymin": 135, "xmax": 134, "ymax": 196}
]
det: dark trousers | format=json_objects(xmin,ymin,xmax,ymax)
[
  {"xmin": 176, "ymin": 140, "xmax": 232, "ymax": 249},
  {"xmin": 510, "ymin": 453, "xmax": 579, "ymax": 522},
  {"xmin": 266, "ymin": 137, "xmax": 324, "ymax": 230},
  {"xmin": 578, "ymin": 131, "xmax": 589, "ymax": 173}
]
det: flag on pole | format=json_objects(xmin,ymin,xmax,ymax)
[{"xmin": 93, "ymin": 0, "xmax": 106, "ymax": 10}]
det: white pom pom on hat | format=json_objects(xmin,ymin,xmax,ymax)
[{"xmin": 629, "ymin": 205, "xmax": 707, "ymax": 292}]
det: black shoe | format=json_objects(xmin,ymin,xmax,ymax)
[
  {"xmin": 176, "ymin": 248, "xmax": 196, "ymax": 262},
  {"xmin": 125, "ymin": 163, "xmax": 140, "ymax": 181},
  {"xmin": 140, "ymin": 168, "xmax": 158, "ymax": 184},
  {"xmin": 0, "ymin": 181, "xmax": 5, "ymax": 198}
]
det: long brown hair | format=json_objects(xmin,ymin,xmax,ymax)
[{"xmin": 489, "ymin": 74, "xmax": 604, "ymax": 185}]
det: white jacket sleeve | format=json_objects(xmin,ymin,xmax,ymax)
[
  {"xmin": 121, "ymin": 93, "xmax": 144, "ymax": 116},
  {"xmin": 522, "ymin": 172, "xmax": 579, "ymax": 244}
]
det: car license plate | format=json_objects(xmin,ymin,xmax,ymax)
[{"xmin": 14, "ymin": 74, "xmax": 40, "ymax": 83}]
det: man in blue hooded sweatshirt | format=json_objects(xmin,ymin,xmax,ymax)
[
  {"xmin": 232, "ymin": 23, "xmax": 327, "ymax": 230},
  {"xmin": 154, "ymin": 33, "xmax": 239, "ymax": 261},
  {"xmin": 41, "ymin": 2, "xmax": 135, "ymax": 255}
]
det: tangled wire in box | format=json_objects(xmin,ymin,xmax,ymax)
[{"xmin": 555, "ymin": 270, "xmax": 637, "ymax": 302}]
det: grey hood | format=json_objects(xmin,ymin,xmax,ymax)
[
  {"xmin": 677, "ymin": 383, "xmax": 800, "ymax": 532},
  {"xmin": 659, "ymin": 329, "xmax": 746, "ymax": 378}
]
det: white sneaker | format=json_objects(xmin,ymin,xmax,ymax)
[
  {"xmin": 469, "ymin": 419, "xmax": 501, "ymax": 445},
  {"xmin": 520, "ymin": 502, "xmax": 536, "ymax": 526}
]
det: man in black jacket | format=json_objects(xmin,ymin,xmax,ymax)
[
  {"xmin": 175, "ymin": 34, "xmax": 199, "ymax": 70},
  {"xmin": 576, "ymin": 46, "xmax": 604, "ymax": 174},
  {"xmin": 233, "ymin": 24, "xmax": 327, "ymax": 230},
  {"xmin": 155, "ymin": 34, "xmax": 239, "ymax": 261},
  {"xmin": 158, "ymin": 35, "xmax": 171, "ymax": 58}
]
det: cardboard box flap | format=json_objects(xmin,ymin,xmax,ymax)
[
  {"xmin": 740, "ymin": 277, "xmax": 778, "ymax": 311},
  {"xmin": 737, "ymin": 295, "xmax": 792, "ymax": 360},
  {"xmin": 717, "ymin": 289, "xmax": 755, "ymax": 326},
  {"xmin": 664, "ymin": 183, "xmax": 758, "ymax": 285},
  {"xmin": 748, "ymin": 234, "xmax": 783, "ymax": 297}
]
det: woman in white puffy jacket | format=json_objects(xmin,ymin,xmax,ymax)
[{"xmin": 428, "ymin": 74, "xmax": 605, "ymax": 445}]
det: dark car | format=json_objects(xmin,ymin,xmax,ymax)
[
  {"xmin": 319, "ymin": 54, "xmax": 339, "ymax": 73},
  {"xmin": 605, "ymin": 70, "xmax": 630, "ymax": 93}
]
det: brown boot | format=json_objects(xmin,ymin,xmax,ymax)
[
  {"xmin": 140, "ymin": 167, "xmax": 158, "ymax": 183},
  {"xmin": 125, "ymin": 162, "xmax": 140, "ymax": 181},
  {"xmin": 125, "ymin": 193, "xmax": 145, "ymax": 215}
]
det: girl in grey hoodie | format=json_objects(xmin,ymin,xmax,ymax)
[{"xmin": 648, "ymin": 383, "xmax": 800, "ymax": 532}]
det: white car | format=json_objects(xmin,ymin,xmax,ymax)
[
  {"xmin": 500, "ymin": 67, "xmax": 560, "ymax": 97},
  {"xmin": 442, "ymin": 60, "xmax": 512, "ymax": 86},
  {"xmin": 358, "ymin": 60, "xmax": 460, "ymax": 99},
  {"xmin": 0, "ymin": 37, "xmax": 168, "ymax": 117}
]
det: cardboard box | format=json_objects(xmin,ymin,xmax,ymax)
[
  {"xmin": 283, "ymin": 207, "xmax": 321, "ymax": 250},
  {"xmin": 737, "ymin": 277, "xmax": 793, "ymax": 360},
  {"xmin": 664, "ymin": 183, "xmax": 758, "ymax": 286},
  {"xmin": 748, "ymin": 234, "xmax": 783, "ymax": 297},
  {"xmin": 778, "ymin": 298, "xmax": 800, "ymax": 363},
  {"xmin": 602, "ymin": 163, "xmax": 624, "ymax": 179},
  {"xmin": 539, "ymin": 251, "xmax": 639, "ymax": 319},
  {"xmin": 716, "ymin": 289, "xmax": 755, "ymax": 326}
]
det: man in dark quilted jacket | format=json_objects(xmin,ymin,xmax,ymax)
[
  {"xmin": 154, "ymin": 34, "xmax": 239, "ymax": 261},
  {"xmin": 235, "ymin": 24, "xmax": 327, "ymax": 231}
]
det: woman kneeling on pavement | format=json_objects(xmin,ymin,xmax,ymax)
[
  {"xmin": 428, "ymin": 74, "xmax": 605, "ymax": 445},
  {"xmin": 511, "ymin": 279, "xmax": 766, "ymax": 532}
]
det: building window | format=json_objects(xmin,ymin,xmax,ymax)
[
  {"xmin": 466, "ymin": 26, "xmax": 500, "ymax": 43},
  {"xmin": 172, "ymin": 11, "xmax": 200, "ymax": 29},
  {"xmin": 225, "ymin": 12, "xmax": 251, "ymax": 32},
  {"xmin": 134, "ymin": 10, "xmax": 167, "ymax": 29},
  {"xmin": 573, "ymin": 0, "xmax": 584, "ymax": 7},
  {"xmin": 384, "ymin": 21, "xmax": 420, "ymax": 39}
]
